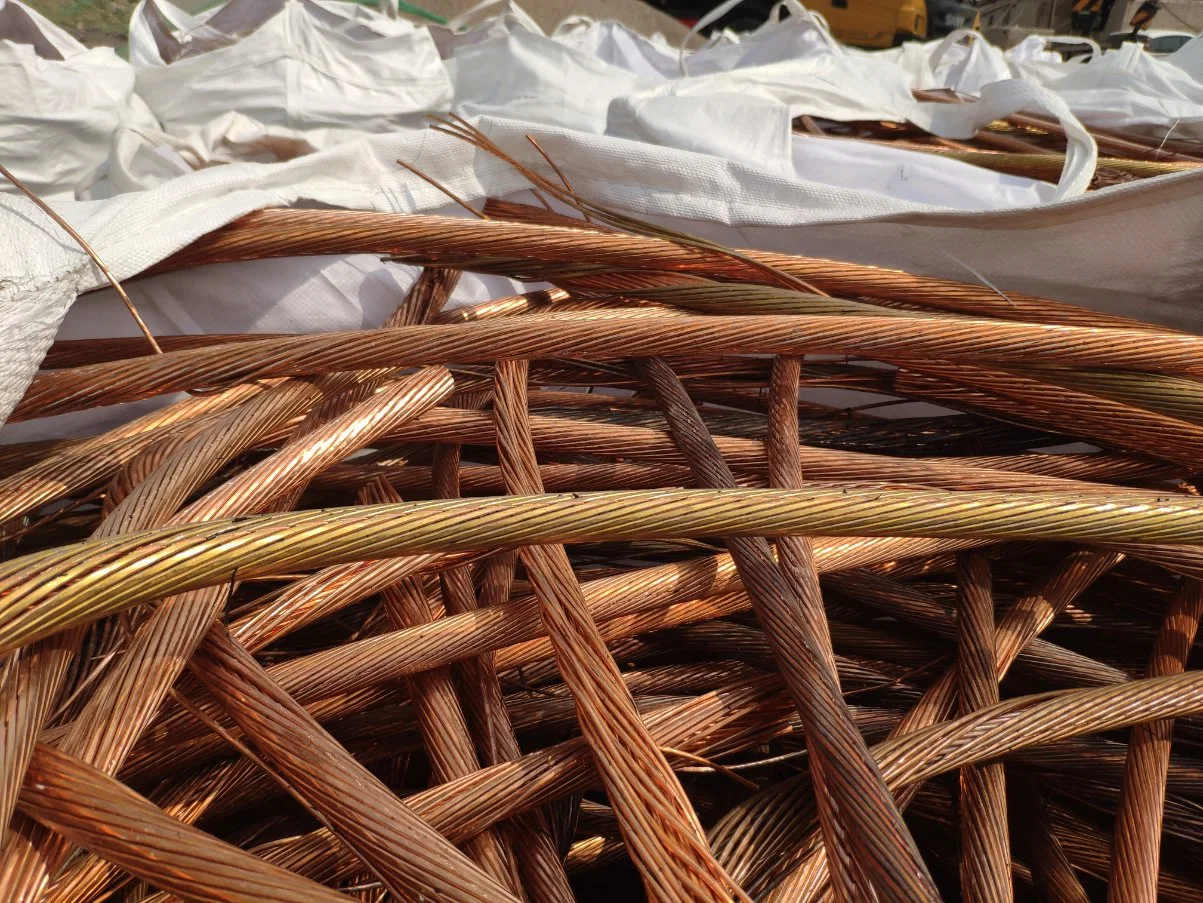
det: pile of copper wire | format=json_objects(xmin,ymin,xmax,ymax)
[
  {"xmin": 792, "ymin": 91, "xmax": 1203, "ymax": 190},
  {"xmin": 5, "ymin": 191, "xmax": 1203, "ymax": 903}
]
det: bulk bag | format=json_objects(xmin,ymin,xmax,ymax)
[{"xmin": 0, "ymin": 0, "xmax": 160, "ymax": 198}]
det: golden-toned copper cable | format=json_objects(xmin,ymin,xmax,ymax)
[{"xmin": 6, "ymin": 488, "xmax": 1203, "ymax": 655}]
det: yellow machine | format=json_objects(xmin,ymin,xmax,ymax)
[
  {"xmin": 804, "ymin": 0, "xmax": 926, "ymax": 47},
  {"xmin": 770, "ymin": 0, "xmax": 978, "ymax": 48},
  {"xmin": 654, "ymin": 0, "xmax": 981, "ymax": 51}
]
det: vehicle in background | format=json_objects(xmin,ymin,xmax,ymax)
[
  {"xmin": 1105, "ymin": 28, "xmax": 1195, "ymax": 53},
  {"xmin": 1040, "ymin": 35, "xmax": 1100, "ymax": 58},
  {"xmin": 644, "ymin": 0, "xmax": 980, "ymax": 48},
  {"xmin": 925, "ymin": 0, "xmax": 982, "ymax": 37}
]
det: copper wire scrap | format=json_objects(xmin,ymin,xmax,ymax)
[{"xmin": 0, "ymin": 201, "xmax": 1201, "ymax": 903}]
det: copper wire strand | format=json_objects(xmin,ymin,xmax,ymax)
[{"xmin": 0, "ymin": 162, "xmax": 162, "ymax": 356}]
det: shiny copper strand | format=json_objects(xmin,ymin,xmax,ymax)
[
  {"xmin": 229, "ymin": 552, "xmax": 441, "ymax": 652},
  {"xmin": 396, "ymin": 265, "xmax": 568, "ymax": 900},
  {"xmin": 492, "ymin": 358, "xmax": 746, "ymax": 903},
  {"xmin": 1108, "ymin": 579, "xmax": 1203, "ymax": 903},
  {"xmin": 768, "ymin": 356, "xmax": 869, "ymax": 901},
  {"xmin": 358, "ymin": 477, "xmax": 521, "ymax": 895},
  {"xmin": 955, "ymin": 550, "xmax": 1012, "ymax": 903},
  {"xmin": 634, "ymin": 355, "xmax": 937, "ymax": 902},
  {"xmin": 358, "ymin": 406, "xmax": 1145, "ymax": 495},
  {"xmin": 312, "ymin": 450, "xmax": 1162, "ymax": 496},
  {"xmin": 901, "ymin": 360, "xmax": 1203, "ymax": 467},
  {"xmin": 1049, "ymin": 803, "xmax": 1200, "ymax": 903},
  {"xmin": 42, "ymin": 756, "xmax": 264, "ymax": 903},
  {"xmin": 0, "ymin": 382, "xmax": 257, "ymax": 525}
]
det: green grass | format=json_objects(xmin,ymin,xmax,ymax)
[
  {"xmin": 23, "ymin": 0, "xmax": 444, "ymax": 53},
  {"xmin": 25, "ymin": 0, "xmax": 142, "ymax": 51}
]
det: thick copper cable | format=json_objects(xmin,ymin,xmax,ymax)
[
  {"xmin": 424, "ymin": 448, "xmax": 575, "ymax": 903},
  {"xmin": 0, "ymin": 383, "xmax": 258, "ymax": 527},
  {"xmin": 727, "ymin": 550, "xmax": 1120, "ymax": 900},
  {"xmin": 310, "ymin": 453, "xmax": 1170, "ymax": 496},
  {"xmin": 157, "ymin": 209, "xmax": 1155, "ymax": 329},
  {"xmin": 768, "ymin": 355, "xmax": 872, "ymax": 900},
  {"xmin": 956, "ymin": 550, "xmax": 1012, "ymax": 903},
  {"xmin": 634, "ymin": 355, "xmax": 937, "ymax": 901},
  {"xmin": 18, "ymin": 744, "xmax": 354, "ymax": 903},
  {"xmin": 43, "ymin": 755, "xmax": 264, "ymax": 903},
  {"xmin": 6, "ymin": 489, "xmax": 1203, "ymax": 655},
  {"xmin": 897, "ymin": 361, "xmax": 1203, "ymax": 467},
  {"xmin": 1108, "ymin": 580, "xmax": 1203, "ymax": 903},
  {"xmin": 359, "ymin": 478, "xmax": 520, "ymax": 893},
  {"xmin": 1011, "ymin": 782, "xmax": 1091, "ymax": 903},
  {"xmin": 363, "ymin": 406, "xmax": 1155, "ymax": 495},
  {"xmin": 491, "ymin": 358, "xmax": 746, "ymax": 903},
  {"xmin": 21, "ymin": 312, "xmax": 1203, "ymax": 421},
  {"xmin": 190, "ymin": 624, "xmax": 522, "ymax": 903}
]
